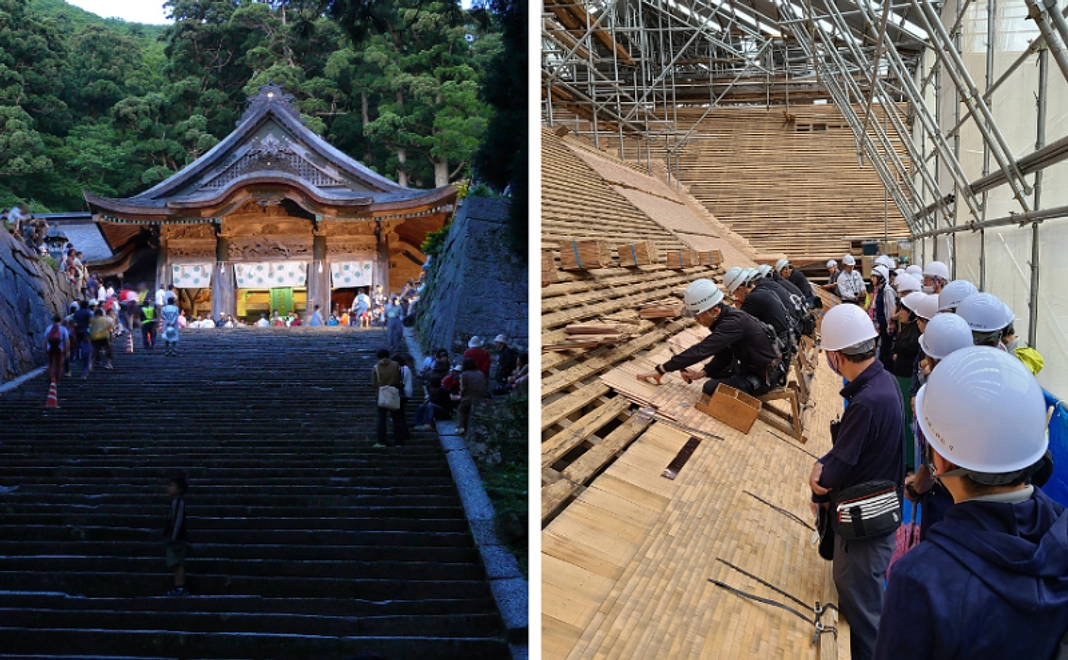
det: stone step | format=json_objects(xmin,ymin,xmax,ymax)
[
  {"xmin": 0, "ymin": 542, "xmax": 481, "ymax": 562},
  {"xmin": 0, "ymin": 493, "xmax": 460, "ymax": 507},
  {"xmin": 0, "ymin": 329, "xmax": 507, "ymax": 656},
  {"xmin": 0, "ymin": 591, "xmax": 498, "ymax": 617},
  {"xmin": 0, "ymin": 628, "xmax": 510, "ymax": 659},
  {"xmin": 0, "ymin": 571, "xmax": 493, "ymax": 600},
  {"xmin": 0, "ymin": 504, "xmax": 466, "ymax": 519},
  {"xmin": 0, "ymin": 526, "xmax": 474, "ymax": 547},
  {"xmin": 0, "ymin": 556, "xmax": 484, "ymax": 581},
  {"xmin": 0, "ymin": 514, "xmax": 470, "ymax": 533},
  {"xmin": 0, "ymin": 608, "xmax": 503, "ymax": 638}
]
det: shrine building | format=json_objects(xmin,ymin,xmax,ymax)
[{"xmin": 84, "ymin": 84, "xmax": 456, "ymax": 320}]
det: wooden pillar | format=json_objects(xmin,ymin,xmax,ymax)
[
  {"xmin": 375, "ymin": 223, "xmax": 390, "ymax": 293},
  {"xmin": 155, "ymin": 246, "xmax": 170, "ymax": 289},
  {"xmin": 211, "ymin": 234, "xmax": 235, "ymax": 319},
  {"xmin": 307, "ymin": 235, "xmax": 330, "ymax": 316}
]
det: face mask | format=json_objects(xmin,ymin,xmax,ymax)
[
  {"xmin": 922, "ymin": 285, "xmax": 934, "ymax": 294},
  {"xmin": 825, "ymin": 351, "xmax": 841, "ymax": 376}
]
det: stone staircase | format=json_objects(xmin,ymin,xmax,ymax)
[{"xmin": 0, "ymin": 328, "xmax": 509, "ymax": 659}]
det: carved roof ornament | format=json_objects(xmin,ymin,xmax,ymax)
[{"xmin": 240, "ymin": 83, "xmax": 303, "ymax": 125}]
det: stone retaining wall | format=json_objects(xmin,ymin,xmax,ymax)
[
  {"xmin": 417, "ymin": 197, "xmax": 528, "ymax": 357},
  {"xmin": 0, "ymin": 229, "xmax": 75, "ymax": 383}
]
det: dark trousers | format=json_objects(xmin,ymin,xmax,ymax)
[
  {"xmin": 142, "ymin": 322, "xmax": 156, "ymax": 350},
  {"xmin": 47, "ymin": 350, "xmax": 64, "ymax": 382},
  {"xmin": 377, "ymin": 401, "xmax": 409, "ymax": 446},
  {"xmin": 76, "ymin": 335, "xmax": 92, "ymax": 377},
  {"xmin": 833, "ymin": 532, "xmax": 895, "ymax": 660},
  {"xmin": 415, "ymin": 402, "xmax": 442, "ymax": 425},
  {"xmin": 700, "ymin": 352, "xmax": 774, "ymax": 397}
]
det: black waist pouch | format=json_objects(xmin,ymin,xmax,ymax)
[{"xmin": 834, "ymin": 480, "xmax": 902, "ymax": 540}]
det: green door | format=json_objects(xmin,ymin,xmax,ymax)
[{"xmin": 269, "ymin": 287, "xmax": 294, "ymax": 315}]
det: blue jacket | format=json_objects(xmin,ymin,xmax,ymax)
[{"xmin": 874, "ymin": 488, "xmax": 1068, "ymax": 659}]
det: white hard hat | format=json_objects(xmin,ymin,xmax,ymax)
[
  {"xmin": 820, "ymin": 303, "xmax": 877, "ymax": 352},
  {"xmin": 906, "ymin": 265, "xmax": 923, "ymax": 277},
  {"xmin": 894, "ymin": 268, "xmax": 905, "ymax": 276},
  {"xmin": 872, "ymin": 265, "xmax": 890, "ymax": 282},
  {"xmin": 842, "ymin": 254, "xmax": 856, "ymax": 267},
  {"xmin": 756, "ymin": 264, "xmax": 773, "ymax": 278},
  {"xmin": 901, "ymin": 291, "xmax": 927, "ymax": 314},
  {"xmin": 923, "ymin": 260, "xmax": 950, "ymax": 281},
  {"xmin": 722, "ymin": 266, "xmax": 749, "ymax": 294},
  {"xmin": 744, "ymin": 267, "xmax": 763, "ymax": 285},
  {"xmin": 774, "ymin": 258, "xmax": 790, "ymax": 273},
  {"xmin": 895, "ymin": 273, "xmax": 921, "ymax": 294},
  {"xmin": 826, "ymin": 259, "xmax": 838, "ymax": 269},
  {"xmin": 684, "ymin": 278, "xmax": 724, "ymax": 314},
  {"xmin": 938, "ymin": 280, "xmax": 977, "ymax": 311},
  {"xmin": 956, "ymin": 292, "xmax": 1014, "ymax": 332},
  {"xmin": 916, "ymin": 293, "xmax": 940, "ymax": 321},
  {"xmin": 918, "ymin": 313, "xmax": 974, "ymax": 360},
  {"xmin": 916, "ymin": 346, "xmax": 1048, "ymax": 475},
  {"xmin": 874, "ymin": 255, "xmax": 893, "ymax": 269}
]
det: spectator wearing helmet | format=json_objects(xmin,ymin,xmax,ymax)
[
  {"xmin": 936, "ymin": 279, "xmax": 976, "ymax": 313},
  {"xmin": 956, "ymin": 292, "xmax": 1014, "ymax": 348},
  {"xmin": 810, "ymin": 304, "xmax": 905, "ymax": 660},
  {"xmin": 903, "ymin": 312, "xmax": 973, "ymax": 540},
  {"xmin": 870, "ymin": 265, "xmax": 897, "ymax": 368},
  {"xmin": 635, "ymin": 278, "xmax": 782, "ymax": 397},
  {"xmin": 775, "ymin": 258, "xmax": 815, "ymax": 305},
  {"xmin": 905, "ymin": 264, "xmax": 923, "ymax": 279},
  {"xmin": 893, "ymin": 273, "xmax": 921, "ymax": 296},
  {"xmin": 821, "ymin": 259, "xmax": 841, "ymax": 292},
  {"xmin": 921, "ymin": 261, "xmax": 950, "ymax": 295},
  {"xmin": 724, "ymin": 267, "xmax": 794, "ymax": 362},
  {"xmin": 835, "ymin": 254, "xmax": 865, "ymax": 304},
  {"xmin": 891, "ymin": 291, "xmax": 926, "ymax": 468},
  {"xmin": 875, "ymin": 347, "xmax": 1068, "ymax": 660}
]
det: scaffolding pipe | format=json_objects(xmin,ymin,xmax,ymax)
[
  {"xmin": 1024, "ymin": 0, "xmax": 1068, "ymax": 86},
  {"xmin": 858, "ymin": 0, "xmax": 895, "ymax": 142},
  {"xmin": 1043, "ymin": 0, "xmax": 1068, "ymax": 71},
  {"xmin": 1029, "ymin": 47, "xmax": 1047, "ymax": 347},
  {"xmin": 912, "ymin": 203, "xmax": 1068, "ymax": 239},
  {"xmin": 912, "ymin": 0, "xmax": 1034, "ymax": 205}
]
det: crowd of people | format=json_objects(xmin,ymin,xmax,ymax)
[
  {"xmin": 637, "ymin": 254, "xmax": 1066, "ymax": 660},
  {"xmin": 374, "ymin": 333, "xmax": 528, "ymax": 446},
  {"xmin": 3, "ymin": 206, "xmax": 94, "ymax": 293}
]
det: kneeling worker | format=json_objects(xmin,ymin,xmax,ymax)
[
  {"xmin": 636, "ymin": 278, "xmax": 783, "ymax": 396},
  {"xmin": 875, "ymin": 346, "xmax": 1068, "ymax": 659}
]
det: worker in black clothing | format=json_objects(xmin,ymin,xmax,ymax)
[
  {"xmin": 723, "ymin": 267, "xmax": 794, "ymax": 362},
  {"xmin": 755, "ymin": 265, "xmax": 815, "ymax": 338},
  {"xmin": 775, "ymin": 258, "xmax": 815, "ymax": 304},
  {"xmin": 636, "ymin": 278, "xmax": 784, "ymax": 396}
]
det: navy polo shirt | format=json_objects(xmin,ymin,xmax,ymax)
[{"xmin": 817, "ymin": 360, "xmax": 905, "ymax": 497}]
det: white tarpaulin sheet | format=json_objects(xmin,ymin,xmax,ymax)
[
  {"xmin": 330, "ymin": 260, "xmax": 374, "ymax": 288},
  {"xmin": 171, "ymin": 263, "xmax": 213, "ymax": 289},
  {"xmin": 234, "ymin": 262, "xmax": 308, "ymax": 289}
]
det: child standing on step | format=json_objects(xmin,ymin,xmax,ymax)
[{"xmin": 164, "ymin": 475, "xmax": 188, "ymax": 597}]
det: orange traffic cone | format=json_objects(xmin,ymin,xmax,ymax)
[
  {"xmin": 127, "ymin": 332, "xmax": 134, "ymax": 354},
  {"xmin": 45, "ymin": 380, "xmax": 59, "ymax": 408}
]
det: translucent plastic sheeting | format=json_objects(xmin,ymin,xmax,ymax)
[
  {"xmin": 954, "ymin": 231, "xmax": 982, "ymax": 285},
  {"xmin": 1036, "ymin": 217, "xmax": 1068, "ymax": 400},
  {"xmin": 983, "ymin": 225, "xmax": 1032, "ymax": 342}
]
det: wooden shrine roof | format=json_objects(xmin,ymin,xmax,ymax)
[{"xmin": 85, "ymin": 84, "xmax": 456, "ymax": 224}]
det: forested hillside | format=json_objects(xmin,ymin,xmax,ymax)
[{"xmin": 0, "ymin": 0, "xmax": 504, "ymax": 212}]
